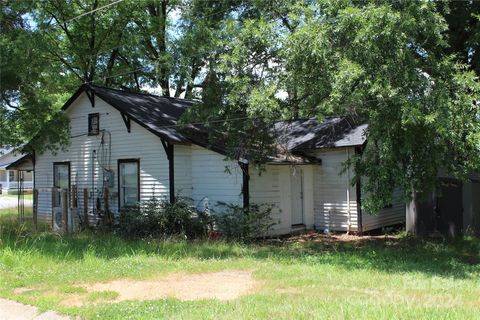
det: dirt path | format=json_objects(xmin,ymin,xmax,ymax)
[
  {"xmin": 62, "ymin": 270, "xmax": 257, "ymax": 307},
  {"xmin": 0, "ymin": 298, "xmax": 72, "ymax": 320}
]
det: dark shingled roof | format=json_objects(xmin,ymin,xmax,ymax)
[
  {"xmin": 64, "ymin": 84, "xmax": 197, "ymax": 143},
  {"xmin": 62, "ymin": 85, "xmax": 367, "ymax": 160},
  {"xmin": 274, "ymin": 117, "xmax": 367, "ymax": 152}
]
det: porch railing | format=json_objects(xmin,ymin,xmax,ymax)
[{"xmin": 0, "ymin": 181, "xmax": 34, "ymax": 190}]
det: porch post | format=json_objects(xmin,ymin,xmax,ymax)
[
  {"xmin": 239, "ymin": 161, "xmax": 249, "ymax": 208},
  {"xmin": 160, "ymin": 139, "xmax": 175, "ymax": 204}
]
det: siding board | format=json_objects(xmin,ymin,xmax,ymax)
[
  {"xmin": 190, "ymin": 145, "xmax": 243, "ymax": 212},
  {"xmin": 312, "ymin": 148, "xmax": 358, "ymax": 232}
]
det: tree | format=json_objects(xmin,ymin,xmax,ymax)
[
  {"xmin": 1, "ymin": 0, "xmax": 71, "ymax": 152},
  {"xmin": 186, "ymin": 0, "xmax": 480, "ymax": 212},
  {"xmin": 1, "ymin": 0, "xmax": 241, "ymax": 151},
  {"xmin": 1, "ymin": 0, "xmax": 478, "ymax": 213},
  {"xmin": 437, "ymin": 1, "xmax": 480, "ymax": 76}
]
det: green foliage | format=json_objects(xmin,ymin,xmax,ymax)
[
  {"xmin": 436, "ymin": 1, "xmax": 480, "ymax": 76},
  {"xmin": 1, "ymin": 1, "xmax": 72, "ymax": 152},
  {"xmin": 214, "ymin": 202, "xmax": 275, "ymax": 241},
  {"xmin": 117, "ymin": 197, "xmax": 211, "ymax": 239},
  {"xmin": 2, "ymin": 0, "xmax": 480, "ymax": 215},
  {"xmin": 186, "ymin": 0, "xmax": 480, "ymax": 213}
]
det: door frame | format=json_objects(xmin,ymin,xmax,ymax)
[
  {"xmin": 52, "ymin": 161, "xmax": 71, "ymax": 208},
  {"xmin": 290, "ymin": 168, "xmax": 305, "ymax": 226}
]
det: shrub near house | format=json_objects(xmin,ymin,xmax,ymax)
[{"xmin": 118, "ymin": 197, "xmax": 275, "ymax": 241}]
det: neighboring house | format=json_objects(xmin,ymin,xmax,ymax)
[
  {"xmin": 0, "ymin": 149, "xmax": 33, "ymax": 194},
  {"xmin": 9, "ymin": 84, "xmax": 405, "ymax": 234}
]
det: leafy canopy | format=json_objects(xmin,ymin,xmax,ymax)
[
  {"xmin": 187, "ymin": 0, "xmax": 480, "ymax": 212},
  {"xmin": 1, "ymin": 0, "xmax": 479, "ymax": 212}
]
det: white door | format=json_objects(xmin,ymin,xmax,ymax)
[{"xmin": 291, "ymin": 168, "xmax": 304, "ymax": 225}]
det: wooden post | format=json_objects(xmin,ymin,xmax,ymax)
[
  {"xmin": 62, "ymin": 189, "xmax": 68, "ymax": 234},
  {"xmin": 33, "ymin": 189, "xmax": 38, "ymax": 230},
  {"xmin": 83, "ymin": 188, "xmax": 89, "ymax": 229},
  {"xmin": 103, "ymin": 187, "xmax": 111, "ymax": 227},
  {"xmin": 51, "ymin": 188, "xmax": 56, "ymax": 229},
  {"xmin": 71, "ymin": 185, "xmax": 77, "ymax": 208},
  {"xmin": 239, "ymin": 162, "xmax": 249, "ymax": 208}
]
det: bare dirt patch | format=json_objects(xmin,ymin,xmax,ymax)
[
  {"xmin": 12, "ymin": 287, "xmax": 34, "ymax": 295},
  {"xmin": 285, "ymin": 231, "xmax": 399, "ymax": 244},
  {"xmin": 62, "ymin": 270, "xmax": 257, "ymax": 306}
]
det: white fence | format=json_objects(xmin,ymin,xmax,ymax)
[{"xmin": 0, "ymin": 181, "xmax": 34, "ymax": 191}]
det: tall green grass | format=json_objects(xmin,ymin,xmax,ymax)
[{"xmin": 0, "ymin": 210, "xmax": 479, "ymax": 319}]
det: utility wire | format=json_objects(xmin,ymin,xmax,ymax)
[{"xmin": 65, "ymin": 0, "xmax": 125, "ymax": 24}]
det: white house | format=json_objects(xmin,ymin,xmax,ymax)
[
  {"xmin": 14, "ymin": 84, "xmax": 405, "ymax": 234},
  {"xmin": 0, "ymin": 149, "xmax": 33, "ymax": 194}
]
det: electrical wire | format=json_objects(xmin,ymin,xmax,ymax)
[{"xmin": 66, "ymin": 0, "xmax": 125, "ymax": 24}]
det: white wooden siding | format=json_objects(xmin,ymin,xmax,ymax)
[
  {"xmin": 35, "ymin": 93, "xmax": 169, "ymax": 222},
  {"xmin": 311, "ymin": 147, "xmax": 406, "ymax": 232},
  {"xmin": 312, "ymin": 147, "xmax": 358, "ymax": 232},
  {"xmin": 249, "ymin": 164, "xmax": 315, "ymax": 235},
  {"xmin": 250, "ymin": 165, "xmax": 283, "ymax": 231},
  {"xmin": 361, "ymin": 188, "xmax": 405, "ymax": 231},
  {"xmin": 190, "ymin": 145, "xmax": 243, "ymax": 212},
  {"xmin": 173, "ymin": 144, "xmax": 192, "ymax": 199}
]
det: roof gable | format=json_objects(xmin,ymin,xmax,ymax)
[{"xmin": 62, "ymin": 84, "xmax": 197, "ymax": 143}]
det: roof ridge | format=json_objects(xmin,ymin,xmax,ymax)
[{"xmin": 87, "ymin": 84, "xmax": 198, "ymax": 103}]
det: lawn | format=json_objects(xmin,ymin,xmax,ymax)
[
  {"xmin": 0, "ymin": 210, "xmax": 479, "ymax": 320},
  {"xmin": 0, "ymin": 193, "xmax": 33, "ymax": 200}
]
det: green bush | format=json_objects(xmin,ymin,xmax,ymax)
[
  {"xmin": 214, "ymin": 203, "xmax": 275, "ymax": 241},
  {"xmin": 117, "ymin": 197, "xmax": 212, "ymax": 239}
]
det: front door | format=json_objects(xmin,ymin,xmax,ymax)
[
  {"xmin": 291, "ymin": 168, "xmax": 304, "ymax": 225},
  {"xmin": 53, "ymin": 162, "xmax": 70, "ymax": 207}
]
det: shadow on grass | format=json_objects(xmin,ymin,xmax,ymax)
[{"xmin": 1, "ymin": 215, "xmax": 479, "ymax": 280}]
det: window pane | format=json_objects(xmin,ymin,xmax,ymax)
[
  {"xmin": 89, "ymin": 113, "xmax": 99, "ymax": 134},
  {"xmin": 120, "ymin": 161, "xmax": 138, "ymax": 206},
  {"xmin": 54, "ymin": 164, "xmax": 69, "ymax": 189}
]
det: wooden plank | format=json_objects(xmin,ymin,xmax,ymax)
[
  {"xmin": 33, "ymin": 189, "xmax": 38, "ymax": 230},
  {"xmin": 62, "ymin": 190, "xmax": 68, "ymax": 234},
  {"xmin": 71, "ymin": 185, "xmax": 77, "ymax": 208},
  {"xmin": 83, "ymin": 189, "xmax": 89, "ymax": 229},
  {"xmin": 51, "ymin": 188, "xmax": 55, "ymax": 229},
  {"xmin": 104, "ymin": 187, "xmax": 111, "ymax": 227}
]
